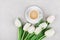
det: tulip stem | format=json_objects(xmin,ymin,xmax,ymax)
[
  {"xmin": 25, "ymin": 33, "xmax": 35, "ymax": 40},
  {"xmin": 24, "ymin": 33, "xmax": 30, "ymax": 40},
  {"xmin": 21, "ymin": 31, "xmax": 26, "ymax": 40},
  {"xmin": 18, "ymin": 27, "xmax": 23, "ymax": 40},
  {"xmin": 18, "ymin": 28, "xmax": 20, "ymax": 40},
  {"xmin": 28, "ymin": 33, "xmax": 34, "ymax": 39},
  {"xmin": 38, "ymin": 35, "xmax": 46, "ymax": 40}
]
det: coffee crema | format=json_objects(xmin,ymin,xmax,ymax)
[{"xmin": 30, "ymin": 10, "xmax": 38, "ymax": 19}]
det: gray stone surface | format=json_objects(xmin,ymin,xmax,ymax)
[{"xmin": 0, "ymin": 0, "xmax": 60, "ymax": 40}]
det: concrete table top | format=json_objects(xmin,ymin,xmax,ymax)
[{"xmin": 0, "ymin": 0, "xmax": 60, "ymax": 40}]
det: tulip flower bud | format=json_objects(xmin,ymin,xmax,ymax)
[
  {"xmin": 23, "ymin": 23, "xmax": 31, "ymax": 31},
  {"xmin": 28, "ymin": 25, "xmax": 35, "ymax": 34},
  {"xmin": 15, "ymin": 18, "xmax": 22, "ymax": 27},
  {"xmin": 45, "ymin": 29, "xmax": 55, "ymax": 37},
  {"xmin": 34, "ymin": 27, "xmax": 42, "ymax": 35},
  {"xmin": 39, "ymin": 22, "xmax": 47, "ymax": 29},
  {"xmin": 47, "ymin": 16, "xmax": 55, "ymax": 23}
]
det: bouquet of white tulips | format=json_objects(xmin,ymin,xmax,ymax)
[{"xmin": 15, "ymin": 15, "xmax": 55, "ymax": 40}]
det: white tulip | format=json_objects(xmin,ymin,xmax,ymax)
[
  {"xmin": 23, "ymin": 23, "xmax": 31, "ymax": 31},
  {"xmin": 47, "ymin": 16, "xmax": 55, "ymax": 23},
  {"xmin": 39, "ymin": 22, "xmax": 47, "ymax": 29},
  {"xmin": 15, "ymin": 18, "xmax": 22, "ymax": 27},
  {"xmin": 34, "ymin": 27, "xmax": 42, "ymax": 35},
  {"xmin": 28, "ymin": 25, "xmax": 35, "ymax": 34},
  {"xmin": 45, "ymin": 29, "xmax": 55, "ymax": 37}
]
